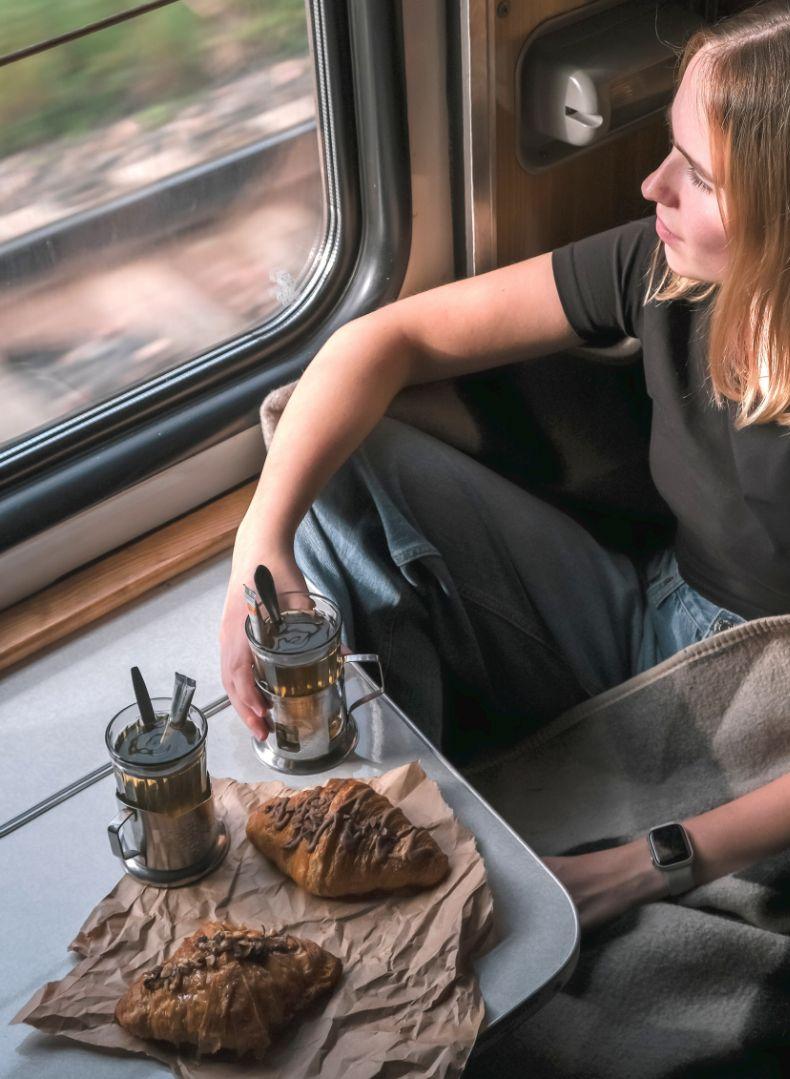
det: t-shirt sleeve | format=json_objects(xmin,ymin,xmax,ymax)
[{"xmin": 550, "ymin": 215, "xmax": 658, "ymax": 346}]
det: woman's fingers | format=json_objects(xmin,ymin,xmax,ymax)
[
  {"xmin": 232, "ymin": 667, "xmax": 270, "ymax": 740},
  {"xmin": 220, "ymin": 602, "xmax": 270, "ymax": 739},
  {"xmin": 221, "ymin": 656, "xmax": 268, "ymax": 738}
]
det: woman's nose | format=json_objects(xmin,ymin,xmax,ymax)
[{"xmin": 641, "ymin": 156, "xmax": 675, "ymax": 204}]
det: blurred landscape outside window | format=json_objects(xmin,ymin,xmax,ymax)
[{"xmin": 0, "ymin": 0, "xmax": 324, "ymax": 452}]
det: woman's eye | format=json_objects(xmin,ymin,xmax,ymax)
[{"xmin": 688, "ymin": 166, "xmax": 711, "ymax": 193}]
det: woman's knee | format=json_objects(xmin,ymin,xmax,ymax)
[{"xmin": 357, "ymin": 417, "xmax": 481, "ymax": 539}]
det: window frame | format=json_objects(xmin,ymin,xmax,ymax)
[{"xmin": 0, "ymin": 0, "xmax": 412, "ymax": 550}]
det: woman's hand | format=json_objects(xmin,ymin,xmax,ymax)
[
  {"xmin": 220, "ymin": 548, "xmax": 309, "ymax": 739},
  {"xmin": 543, "ymin": 840, "xmax": 668, "ymax": 934}
]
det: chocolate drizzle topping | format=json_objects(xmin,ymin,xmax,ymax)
[
  {"xmin": 142, "ymin": 928, "xmax": 296, "ymax": 993},
  {"xmin": 263, "ymin": 783, "xmax": 418, "ymax": 862}
]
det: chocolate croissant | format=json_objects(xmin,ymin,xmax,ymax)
[
  {"xmin": 115, "ymin": 921, "xmax": 341, "ymax": 1059},
  {"xmin": 246, "ymin": 777, "xmax": 450, "ymax": 897}
]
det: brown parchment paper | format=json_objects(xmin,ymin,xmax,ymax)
[{"xmin": 14, "ymin": 762, "xmax": 495, "ymax": 1079}]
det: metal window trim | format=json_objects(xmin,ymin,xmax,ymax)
[
  {"xmin": 459, "ymin": 0, "xmax": 497, "ymax": 277},
  {"xmin": 0, "ymin": 0, "xmax": 412, "ymax": 551}
]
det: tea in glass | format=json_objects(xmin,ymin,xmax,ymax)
[
  {"xmin": 246, "ymin": 592, "xmax": 345, "ymax": 757},
  {"xmin": 106, "ymin": 700, "xmax": 209, "ymax": 815}
]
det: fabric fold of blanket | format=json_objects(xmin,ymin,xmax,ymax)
[{"xmin": 465, "ymin": 616, "xmax": 790, "ymax": 1079}]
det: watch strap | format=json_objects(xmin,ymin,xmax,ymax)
[{"xmin": 662, "ymin": 860, "xmax": 695, "ymax": 896}]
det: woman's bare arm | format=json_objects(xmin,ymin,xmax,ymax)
[
  {"xmin": 236, "ymin": 251, "xmax": 581, "ymax": 558},
  {"xmin": 546, "ymin": 771, "xmax": 790, "ymax": 932},
  {"xmin": 222, "ymin": 251, "xmax": 583, "ymax": 732}
]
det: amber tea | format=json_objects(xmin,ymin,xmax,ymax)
[
  {"xmin": 111, "ymin": 711, "xmax": 209, "ymax": 815},
  {"xmin": 255, "ymin": 607, "xmax": 343, "ymax": 698}
]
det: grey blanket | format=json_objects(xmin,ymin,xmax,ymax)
[{"xmin": 464, "ymin": 616, "xmax": 790, "ymax": 1078}]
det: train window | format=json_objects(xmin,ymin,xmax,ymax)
[
  {"xmin": 0, "ymin": 2, "xmax": 412, "ymax": 570},
  {"xmin": 0, "ymin": 0, "xmax": 321, "ymax": 451}
]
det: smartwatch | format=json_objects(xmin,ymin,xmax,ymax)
[{"xmin": 647, "ymin": 821, "xmax": 695, "ymax": 896}]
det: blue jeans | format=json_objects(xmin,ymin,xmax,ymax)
[
  {"xmin": 638, "ymin": 546, "xmax": 746, "ymax": 671},
  {"xmin": 295, "ymin": 418, "xmax": 746, "ymax": 760}
]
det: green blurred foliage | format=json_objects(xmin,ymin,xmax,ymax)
[{"xmin": 0, "ymin": 0, "xmax": 308, "ymax": 156}]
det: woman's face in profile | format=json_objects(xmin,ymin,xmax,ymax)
[{"xmin": 641, "ymin": 50, "xmax": 729, "ymax": 283}]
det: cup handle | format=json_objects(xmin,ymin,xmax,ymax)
[
  {"xmin": 343, "ymin": 653, "xmax": 384, "ymax": 716},
  {"xmin": 108, "ymin": 806, "xmax": 144, "ymax": 862}
]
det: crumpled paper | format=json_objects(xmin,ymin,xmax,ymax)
[{"xmin": 14, "ymin": 762, "xmax": 495, "ymax": 1078}]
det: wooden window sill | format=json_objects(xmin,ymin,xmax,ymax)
[{"xmin": 0, "ymin": 481, "xmax": 255, "ymax": 674}]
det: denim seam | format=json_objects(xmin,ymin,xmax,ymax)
[
  {"xmin": 392, "ymin": 542, "xmax": 440, "ymax": 567},
  {"xmin": 455, "ymin": 581, "xmax": 595, "ymax": 697},
  {"xmin": 676, "ymin": 590, "xmax": 711, "ymax": 637},
  {"xmin": 380, "ymin": 602, "xmax": 397, "ymax": 678},
  {"xmin": 646, "ymin": 574, "xmax": 683, "ymax": 607}
]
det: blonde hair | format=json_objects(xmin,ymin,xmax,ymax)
[{"xmin": 644, "ymin": 0, "xmax": 790, "ymax": 428}]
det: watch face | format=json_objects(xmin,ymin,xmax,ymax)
[{"xmin": 649, "ymin": 823, "xmax": 693, "ymax": 868}]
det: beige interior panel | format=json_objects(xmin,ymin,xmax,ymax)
[{"xmin": 494, "ymin": 0, "xmax": 670, "ymax": 263}]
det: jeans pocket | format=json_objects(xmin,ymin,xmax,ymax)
[
  {"xmin": 646, "ymin": 572, "xmax": 709, "ymax": 662},
  {"xmin": 654, "ymin": 584, "xmax": 746, "ymax": 659},
  {"xmin": 642, "ymin": 548, "xmax": 748, "ymax": 667},
  {"xmin": 676, "ymin": 577, "xmax": 747, "ymax": 640},
  {"xmin": 645, "ymin": 548, "xmax": 685, "ymax": 608},
  {"xmin": 665, "ymin": 588, "xmax": 709, "ymax": 648}
]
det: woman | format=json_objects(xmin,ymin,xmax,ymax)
[{"xmin": 221, "ymin": 1, "xmax": 790, "ymax": 933}]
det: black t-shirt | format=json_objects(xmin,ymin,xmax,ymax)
[{"xmin": 552, "ymin": 213, "xmax": 790, "ymax": 620}]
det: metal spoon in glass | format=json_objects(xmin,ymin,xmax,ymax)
[
  {"xmin": 160, "ymin": 672, "xmax": 196, "ymax": 744},
  {"xmin": 131, "ymin": 666, "xmax": 157, "ymax": 730},
  {"xmin": 254, "ymin": 564, "xmax": 282, "ymax": 631}
]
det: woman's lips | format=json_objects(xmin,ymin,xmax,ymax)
[{"xmin": 656, "ymin": 215, "xmax": 680, "ymax": 245}]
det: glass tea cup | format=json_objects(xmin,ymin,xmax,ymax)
[
  {"xmin": 244, "ymin": 590, "xmax": 383, "ymax": 772},
  {"xmin": 105, "ymin": 697, "xmax": 229, "ymax": 886}
]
